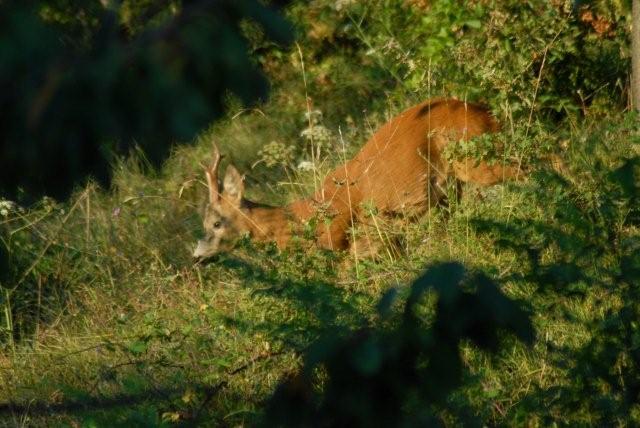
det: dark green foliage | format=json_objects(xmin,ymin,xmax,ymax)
[
  {"xmin": 334, "ymin": 0, "xmax": 630, "ymax": 118},
  {"xmin": 0, "ymin": 0, "xmax": 293, "ymax": 201},
  {"xmin": 263, "ymin": 262, "xmax": 534, "ymax": 427}
]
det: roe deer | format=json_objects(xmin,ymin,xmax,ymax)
[{"xmin": 192, "ymin": 98, "xmax": 522, "ymax": 261}]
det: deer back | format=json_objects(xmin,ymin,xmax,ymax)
[{"xmin": 310, "ymin": 99, "xmax": 508, "ymax": 249}]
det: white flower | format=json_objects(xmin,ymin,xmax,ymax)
[
  {"xmin": 335, "ymin": 0, "xmax": 357, "ymax": 11},
  {"xmin": 0, "ymin": 199, "xmax": 16, "ymax": 217},
  {"xmin": 300, "ymin": 125, "xmax": 333, "ymax": 145},
  {"xmin": 303, "ymin": 109, "xmax": 323, "ymax": 124},
  {"xmin": 297, "ymin": 161, "xmax": 315, "ymax": 171}
]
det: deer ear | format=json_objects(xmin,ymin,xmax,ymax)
[{"xmin": 223, "ymin": 165, "xmax": 244, "ymax": 204}]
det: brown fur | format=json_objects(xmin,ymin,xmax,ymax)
[{"xmin": 193, "ymin": 98, "xmax": 521, "ymax": 260}]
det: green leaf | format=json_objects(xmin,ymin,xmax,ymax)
[
  {"xmin": 465, "ymin": 19, "xmax": 482, "ymax": 29},
  {"xmin": 127, "ymin": 340, "xmax": 148, "ymax": 355}
]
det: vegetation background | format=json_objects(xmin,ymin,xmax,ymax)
[{"xmin": 1, "ymin": 0, "xmax": 639, "ymax": 426}]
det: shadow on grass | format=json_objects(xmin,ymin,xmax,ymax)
[
  {"xmin": 261, "ymin": 261, "xmax": 535, "ymax": 427},
  {"xmin": 0, "ymin": 381, "xmax": 229, "ymax": 426},
  {"xmin": 211, "ymin": 249, "xmax": 372, "ymax": 345},
  {"xmin": 469, "ymin": 158, "xmax": 640, "ymax": 424}
]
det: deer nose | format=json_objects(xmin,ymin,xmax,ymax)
[
  {"xmin": 193, "ymin": 239, "xmax": 222, "ymax": 265},
  {"xmin": 193, "ymin": 252, "xmax": 221, "ymax": 266},
  {"xmin": 193, "ymin": 240, "xmax": 209, "ymax": 260}
]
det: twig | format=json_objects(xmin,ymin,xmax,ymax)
[{"xmin": 526, "ymin": 30, "xmax": 562, "ymax": 136}]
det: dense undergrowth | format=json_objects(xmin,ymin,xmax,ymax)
[{"xmin": 1, "ymin": 0, "xmax": 640, "ymax": 426}]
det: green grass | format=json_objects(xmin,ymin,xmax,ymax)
[
  {"xmin": 1, "ymin": 1, "xmax": 639, "ymax": 425},
  {"xmin": 1, "ymin": 108, "xmax": 636, "ymax": 425},
  {"xmin": 0, "ymin": 132, "xmax": 623, "ymax": 425}
]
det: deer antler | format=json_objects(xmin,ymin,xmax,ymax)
[{"xmin": 205, "ymin": 142, "xmax": 224, "ymax": 203}]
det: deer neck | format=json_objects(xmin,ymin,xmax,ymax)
[{"xmin": 241, "ymin": 199, "xmax": 313, "ymax": 248}]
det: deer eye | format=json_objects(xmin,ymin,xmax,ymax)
[{"xmin": 213, "ymin": 221, "xmax": 222, "ymax": 229}]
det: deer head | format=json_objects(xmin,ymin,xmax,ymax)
[{"xmin": 193, "ymin": 144, "xmax": 247, "ymax": 262}]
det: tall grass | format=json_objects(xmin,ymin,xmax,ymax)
[{"xmin": 1, "ymin": 0, "xmax": 638, "ymax": 425}]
